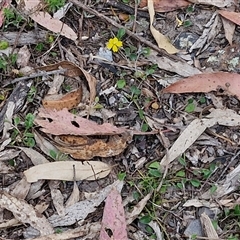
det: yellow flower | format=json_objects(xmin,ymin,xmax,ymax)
[{"xmin": 106, "ymin": 37, "xmax": 123, "ymax": 52}]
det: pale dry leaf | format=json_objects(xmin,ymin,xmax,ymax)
[
  {"xmin": 24, "ymin": 161, "xmax": 111, "ymax": 183},
  {"xmin": 49, "ymin": 181, "xmax": 65, "ymax": 216},
  {"xmin": 0, "ymin": 161, "xmax": 14, "ymax": 174},
  {"xmin": 100, "ymin": 188, "xmax": 127, "ymax": 240},
  {"xmin": 16, "ymin": 45, "xmax": 31, "ymax": 68},
  {"xmin": 10, "ymin": 176, "xmax": 31, "ymax": 200},
  {"xmin": 33, "ymin": 130, "xmax": 61, "ymax": 159},
  {"xmin": 200, "ymin": 212, "xmax": 218, "ymax": 238},
  {"xmin": 147, "ymin": 51, "xmax": 201, "ymax": 77},
  {"xmin": 202, "ymin": 163, "xmax": 240, "ymax": 199},
  {"xmin": 35, "ymin": 108, "xmax": 126, "ymax": 136},
  {"xmin": 126, "ymin": 192, "xmax": 152, "ymax": 224},
  {"xmin": 188, "ymin": 0, "xmax": 235, "ymax": 8},
  {"xmin": 0, "ymin": 149, "xmax": 21, "ymax": 161},
  {"xmin": 162, "ymin": 72, "xmax": 240, "ymax": 100},
  {"xmin": 65, "ymin": 181, "xmax": 80, "ymax": 208},
  {"xmin": 160, "ymin": 108, "xmax": 240, "ymax": 166},
  {"xmin": 2, "ymin": 101, "xmax": 15, "ymax": 139},
  {"xmin": 19, "ymin": 147, "xmax": 49, "ymax": 165},
  {"xmin": 147, "ymin": 0, "xmax": 179, "ymax": 54},
  {"xmin": 0, "ymin": 192, "xmax": 54, "ymax": 235},
  {"xmin": 47, "ymin": 73, "xmax": 65, "ymax": 95},
  {"xmin": 30, "ymin": 222, "xmax": 101, "ymax": 240},
  {"xmin": 221, "ymin": 16, "xmax": 235, "ymax": 45},
  {"xmin": 48, "ymin": 180, "xmax": 123, "ymax": 227},
  {"xmin": 22, "ymin": 0, "xmax": 77, "ymax": 40}
]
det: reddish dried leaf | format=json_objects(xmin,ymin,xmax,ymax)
[
  {"xmin": 139, "ymin": 0, "xmax": 189, "ymax": 12},
  {"xmin": 37, "ymin": 61, "xmax": 97, "ymax": 103},
  {"xmin": 35, "ymin": 108, "xmax": 126, "ymax": 135},
  {"xmin": 100, "ymin": 188, "xmax": 127, "ymax": 240},
  {"xmin": 162, "ymin": 72, "xmax": 240, "ymax": 100},
  {"xmin": 42, "ymin": 88, "xmax": 82, "ymax": 110},
  {"xmin": 218, "ymin": 10, "xmax": 240, "ymax": 26}
]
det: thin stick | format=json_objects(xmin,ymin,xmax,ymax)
[
  {"xmin": 69, "ymin": 0, "xmax": 184, "ymax": 62},
  {"xmin": 3, "ymin": 69, "xmax": 67, "ymax": 87}
]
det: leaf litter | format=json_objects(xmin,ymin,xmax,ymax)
[{"xmin": 0, "ymin": 0, "xmax": 240, "ymax": 239}]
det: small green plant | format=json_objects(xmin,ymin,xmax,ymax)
[
  {"xmin": 3, "ymin": 8, "xmax": 24, "ymax": 29},
  {"xmin": 11, "ymin": 113, "xmax": 35, "ymax": 147},
  {"xmin": 117, "ymin": 79, "xmax": 126, "ymax": 89},
  {"xmin": 45, "ymin": 0, "xmax": 66, "ymax": 13},
  {"xmin": 27, "ymin": 86, "xmax": 37, "ymax": 103},
  {"xmin": 35, "ymin": 43, "xmax": 44, "ymax": 52},
  {"xmin": 0, "ymin": 53, "xmax": 17, "ymax": 72},
  {"xmin": 49, "ymin": 149, "xmax": 68, "ymax": 161},
  {"xmin": 185, "ymin": 98, "xmax": 195, "ymax": 113}
]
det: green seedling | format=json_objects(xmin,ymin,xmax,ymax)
[
  {"xmin": 27, "ymin": 86, "xmax": 37, "ymax": 103},
  {"xmin": 35, "ymin": 43, "xmax": 44, "ymax": 52},
  {"xmin": 45, "ymin": 0, "xmax": 66, "ymax": 13},
  {"xmin": 185, "ymin": 98, "xmax": 195, "ymax": 113},
  {"xmin": 0, "ymin": 40, "xmax": 9, "ymax": 50},
  {"xmin": 117, "ymin": 79, "xmax": 126, "ymax": 89},
  {"xmin": 3, "ymin": 8, "xmax": 24, "ymax": 29},
  {"xmin": 11, "ymin": 113, "xmax": 35, "ymax": 147},
  {"xmin": 49, "ymin": 149, "xmax": 68, "ymax": 161},
  {"xmin": 117, "ymin": 171, "xmax": 126, "ymax": 181}
]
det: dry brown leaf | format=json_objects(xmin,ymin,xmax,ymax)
[
  {"xmin": 0, "ymin": 192, "xmax": 54, "ymax": 235},
  {"xmin": 148, "ymin": 0, "xmax": 179, "ymax": 54},
  {"xmin": 37, "ymin": 61, "xmax": 96, "ymax": 103},
  {"xmin": 35, "ymin": 108, "xmax": 126, "ymax": 136},
  {"xmin": 22, "ymin": 0, "xmax": 77, "ymax": 40},
  {"xmin": 53, "ymin": 132, "xmax": 132, "ymax": 159},
  {"xmin": 24, "ymin": 161, "xmax": 111, "ymax": 183},
  {"xmin": 218, "ymin": 10, "xmax": 240, "ymax": 26},
  {"xmin": 42, "ymin": 87, "xmax": 82, "ymax": 110},
  {"xmin": 162, "ymin": 72, "xmax": 240, "ymax": 100},
  {"xmin": 139, "ymin": 0, "xmax": 189, "ymax": 12}
]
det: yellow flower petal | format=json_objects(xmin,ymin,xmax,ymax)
[
  {"xmin": 116, "ymin": 40, "xmax": 123, "ymax": 47},
  {"xmin": 112, "ymin": 45, "xmax": 118, "ymax": 52}
]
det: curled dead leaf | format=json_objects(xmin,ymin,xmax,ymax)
[
  {"xmin": 37, "ymin": 61, "xmax": 97, "ymax": 103},
  {"xmin": 53, "ymin": 132, "xmax": 132, "ymax": 159},
  {"xmin": 42, "ymin": 87, "xmax": 82, "ymax": 110}
]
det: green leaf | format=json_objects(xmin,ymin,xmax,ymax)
[
  {"xmin": 139, "ymin": 215, "xmax": 152, "ymax": 224},
  {"xmin": 24, "ymin": 113, "xmax": 35, "ymax": 129},
  {"xmin": 176, "ymin": 170, "xmax": 185, "ymax": 177},
  {"xmin": 148, "ymin": 161, "xmax": 160, "ymax": 169},
  {"xmin": 141, "ymin": 123, "xmax": 149, "ymax": 132},
  {"xmin": 189, "ymin": 179, "xmax": 201, "ymax": 187},
  {"xmin": 117, "ymin": 28, "xmax": 125, "ymax": 40},
  {"xmin": 117, "ymin": 79, "xmax": 126, "ymax": 89},
  {"xmin": 117, "ymin": 171, "xmax": 126, "ymax": 181},
  {"xmin": 210, "ymin": 185, "xmax": 217, "ymax": 194},
  {"xmin": 49, "ymin": 150, "xmax": 57, "ymax": 159},
  {"xmin": 176, "ymin": 182, "xmax": 184, "ymax": 189},
  {"xmin": 178, "ymin": 156, "xmax": 186, "ymax": 166},
  {"xmin": 148, "ymin": 169, "xmax": 161, "ymax": 177},
  {"xmin": 0, "ymin": 41, "xmax": 9, "ymax": 50},
  {"xmin": 185, "ymin": 102, "xmax": 195, "ymax": 113},
  {"xmin": 131, "ymin": 85, "xmax": 141, "ymax": 96}
]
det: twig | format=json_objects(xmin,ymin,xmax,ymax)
[
  {"xmin": 2, "ymin": 69, "xmax": 67, "ymax": 87},
  {"xmin": 105, "ymin": 0, "xmax": 150, "ymax": 19},
  {"xmin": 69, "ymin": 0, "xmax": 184, "ymax": 62}
]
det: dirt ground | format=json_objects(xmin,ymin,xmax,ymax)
[{"xmin": 0, "ymin": 0, "xmax": 240, "ymax": 239}]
